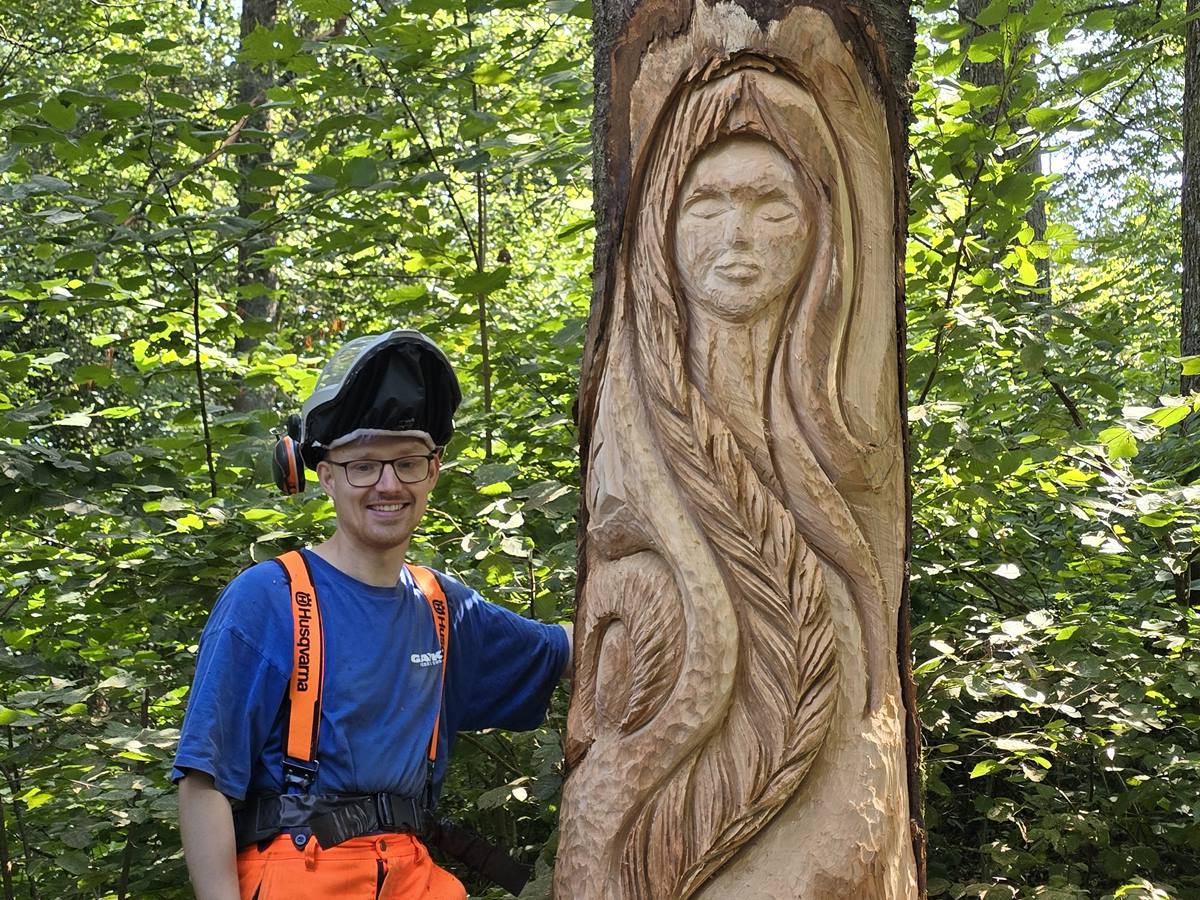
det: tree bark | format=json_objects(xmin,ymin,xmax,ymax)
[
  {"xmin": 1183, "ymin": 0, "xmax": 1200, "ymax": 604},
  {"xmin": 959, "ymin": 0, "xmax": 1050, "ymax": 291},
  {"xmin": 232, "ymin": 0, "xmax": 280, "ymax": 412},
  {"xmin": 0, "ymin": 791, "xmax": 13, "ymax": 900},
  {"xmin": 562, "ymin": 2, "xmax": 921, "ymax": 897},
  {"xmin": 1184, "ymin": 0, "xmax": 1200, "ymax": 397}
]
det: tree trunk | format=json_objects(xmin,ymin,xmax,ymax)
[
  {"xmin": 559, "ymin": 2, "xmax": 921, "ymax": 897},
  {"xmin": 1183, "ymin": 0, "xmax": 1200, "ymax": 603},
  {"xmin": 960, "ymin": 0, "xmax": 1050, "ymax": 291},
  {"xmin": 232, "ymin": 0, "xmax": 279, "ymax": 412},
  {"xmin": 1184, "ymin": 0, "xmax": 1200, "ymax": 397}
]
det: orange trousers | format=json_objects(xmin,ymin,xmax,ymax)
[{"xmin": 236, "ymin": 833, "xmax": 468, "ymax": 900}]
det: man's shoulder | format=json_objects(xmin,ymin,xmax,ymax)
[
  {"xmin": 224, "ymin": 556, "xmax": 292, "ymax": 597},
  {"xmin": 208, "ymin": 557, "xmax": 293, "ymax": 629},
  {"xmin": 416, "ymin": 566, "xmax": 470, "ymax": 598}
]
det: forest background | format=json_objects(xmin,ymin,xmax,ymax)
[{"xmin": 0, "ymin": 0, "xmax": 1197, "ymax": 897}]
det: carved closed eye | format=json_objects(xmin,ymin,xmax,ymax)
[
  {"xmin": 684, "ymin": 198, "xmax": 730, "ymax": 220},
  {"xmin": 759, "ymin": 201, "xmax": 798, "ymax": 223}
]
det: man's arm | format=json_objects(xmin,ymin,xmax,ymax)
[
  {"xmin": 560, "ymin": 622, "xmax": 574, "ymax": 680},
  {"xmin": 178, "ymin": 771, "xmax": 241, "ymax": 900}
]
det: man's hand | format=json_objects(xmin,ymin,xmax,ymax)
[{"xmin": 178, "ymin": 771, "xmax": 241, "ymax": 900}]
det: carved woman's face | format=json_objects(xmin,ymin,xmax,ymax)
[{"xmin": 673, "ymin": 136, "xmax": 809, "ymax": 322}]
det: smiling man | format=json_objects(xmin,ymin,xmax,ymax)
[{"xmin": 173, "ymin": 329, "xmax": 571, "ymax": 900}]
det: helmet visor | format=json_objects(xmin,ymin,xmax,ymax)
[{"xmin": 301, "ymin": 330, "xmax": 461, "ymax": 463}]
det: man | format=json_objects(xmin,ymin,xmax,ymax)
[{"xmin": 173, "ymin": 329, "xmax": 571, "ymax": 899}]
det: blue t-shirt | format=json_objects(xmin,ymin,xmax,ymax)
[{"xmin": 172, "ymin": 549, "xmax": 569, "ymax": 802}]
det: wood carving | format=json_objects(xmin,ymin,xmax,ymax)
[{"xmin": 561, "ymin": 2, "xmax": 919, "ymax": 898}]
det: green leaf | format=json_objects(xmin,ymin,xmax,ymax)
[
  {"xmin": 976, "ymin": 0, "xmax": 1011, "ymax": 27},
  {"xmin": 240, "ymin": 23, "xmax": 303, "ymax": 62},
  {"xmin": 155, "ymin": 90, "xmax": 194, "ymax": 111},
  {"xmin": 932, "ymin": 49, "xmax": 964, "ymax": 76},
  {"xmin": 1145, "ymin": 404, "xmax": 1191, "ymax": 427},
  {"xmin": 1098, "ymin": 426, "xmax": 1138, "ymax": 461},
  {"xmin": 473, "ymin": 63, "xmax": 513, "ymax": 86},
  {"xmin": 108, "ymin": 18, "xmax": 145, "ymax": 34},
  {"xmin": 96, "ymin": 405, "xmax": 141, "ymax": 419},
  {"xmin": 1021, "ymin": 0, "xmax": 1061, "ymax": 31},
  {"xmin": 454, "ymin": 266, "xmax": 511, "ymax": 297},
  {"xmin": 1136, "ymin": 511, "xmax": 1177, "ymax": 528},
  {"xmin": 970, "ymin": 759, "xmax": 1000, "ymax": 778},
  {"xmin": 1019, "ymin": 344, "xmax": 1045, "ymax": 371},
  {"xmin": 344, "ymin": 157, "xmax": 379, "ymax": 188},
  {"xmin": 966, "ymin": 32, "xmax": 1004, "ymax": 64},
  {"xmin": 39, "ymin": 99, "xmax": 77, "ymax": 131},
  {"xmin": 932, "ymin": 22, "xmax": 969, "ymax": 42},
  {"xmin": 53, "ymin": 412, "xmax": 93, "ymax": 428},
  {"xmin": 71, "ymin": 365, "xmax": 114, "ymax": 386},
  {"xmin": 101, "ymin": 51, "xmax": 141, "ymax": 66},
  {"xmin": 474, "ymin": 463, "xmax": 518, "ymax": 486},
  {"xmin": 56, "ymin": 250, "xmax": 96, "ymax": 271},
  {"xmin": 1082, "ymin": 8, "xmax": 1116, "ymax": 30}
]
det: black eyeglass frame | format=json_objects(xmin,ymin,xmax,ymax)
[{"xmin": 325, "ymin": 453, "xmax": 440, "ymax": 487}]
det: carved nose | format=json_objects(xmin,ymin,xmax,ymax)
[{"xmin": 727, "ymin": 211, "xmax": 753, "ymax": 247}]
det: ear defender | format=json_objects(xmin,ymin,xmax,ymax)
[{"xmin": 272, "ymin": 414, "xmax": 306, "ymax": 495}]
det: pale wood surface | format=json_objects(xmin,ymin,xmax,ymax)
[{"xmin": 559, "ymin": 2, "xmax": 918, "ymax": 896}]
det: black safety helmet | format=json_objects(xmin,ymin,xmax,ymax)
[{"xmin": 273, "ymin": 329, "xmax": 461, "ymax": 494}]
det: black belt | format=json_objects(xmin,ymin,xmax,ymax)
[
  {"xmin": 234, "ymin": 793, "xmax": 533, "ymax": 896},
  {"xmin": 234, "ymin": 792, "xmax": 427, "ymax": 851}
]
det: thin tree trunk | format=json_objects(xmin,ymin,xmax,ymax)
[
  {"xmin": 475, "ymin": 164, "xmax": 492, "ymax": 460},
  {"xmin": 0, "ymin": 791, "xmax": 14, "ymax": 900},
  {"xmin": 232, "ymin": 0, "xmax": 280, "ymax": 412},
  {"xmin": 960, "ymin": 0, "xmax": 1050, "ymax": 291},
  {"xmin": 1183, "ymin": 0, "xmax": 1200, "ymax": 397},
  {"xmin": 468, "ymin": 16, "xmax": 493, "ymax": 460},
  {"xmin": 1, "ymin": 757, "xmax": 35, "ymax": 900},
  {"xmin": 1178, "ymin": 0, "xmax": 1199, "ymax": 603}
]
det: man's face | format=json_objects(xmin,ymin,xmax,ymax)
[{"xmin": 316, "ymin": 435, "xmax": 440, "ymax": 554}]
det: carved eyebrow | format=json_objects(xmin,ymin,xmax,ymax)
[
  {"xmin": 736, "ymin": 185, "xmax": 795, "ymax": 202},
  {"xmin": 681, "ymin": 187, "xmax": 726, "ymax": 204}
]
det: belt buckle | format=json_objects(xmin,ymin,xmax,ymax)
[
  {"xmin": 375, "ymin": 793, "xmax": 394, "ymax": 829},
  {"xmin": 282, "ymin": 757, "xmax": 319, "ymax": 792}
]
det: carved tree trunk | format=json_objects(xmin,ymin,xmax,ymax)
[{"xmin": 558, "ymin": 1, "xmax": 920, "ymax": 898}]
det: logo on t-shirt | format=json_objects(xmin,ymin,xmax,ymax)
[{"xmin": 410, "ymin": 649, "xmax": 443, "ymax": 668}]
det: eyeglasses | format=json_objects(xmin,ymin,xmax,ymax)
[{"xmin": 326, "ymin": 454, "xmax": 437, "ymax": 487}]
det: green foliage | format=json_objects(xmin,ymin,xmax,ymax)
[
  {"xmin": 911, "ymin": 0, "xmax": 1199, "ymax": 896},
  {"xmin": 0, "ymin": 0, "xmax": 589, "ymax": 895},
  {"xmin": 1, "ymin": 0, "xmax": 1197, "ymax": 897}
]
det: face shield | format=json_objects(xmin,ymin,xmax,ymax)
[{"xmin": 299, "ymin": 329, "xmax": 462, "ymax": 466}]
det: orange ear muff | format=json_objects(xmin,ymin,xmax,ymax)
[{"xmin": 272, "ymin": 418, "xmax": 306, "ymax": 495}]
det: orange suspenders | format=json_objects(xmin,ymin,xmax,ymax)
[
  {"xmin": 405, "ymin": 564, "xmax": 450, "ymax": 766},
  {"xmin": 274, "ymin": 550, "xmax": 451, "ymax": 791},
  {"xmin": 276, "ymin": 551, "xmax": 324, "ymax": 785}
]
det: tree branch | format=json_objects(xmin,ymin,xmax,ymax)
[{"xmin": 1042, "ymin": 368, "xmax": 1084, "ymax": 428}]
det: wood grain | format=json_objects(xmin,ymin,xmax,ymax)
[{"xmin": 562, "ymin": 2, "xmax": 919, "ymax": 896}]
